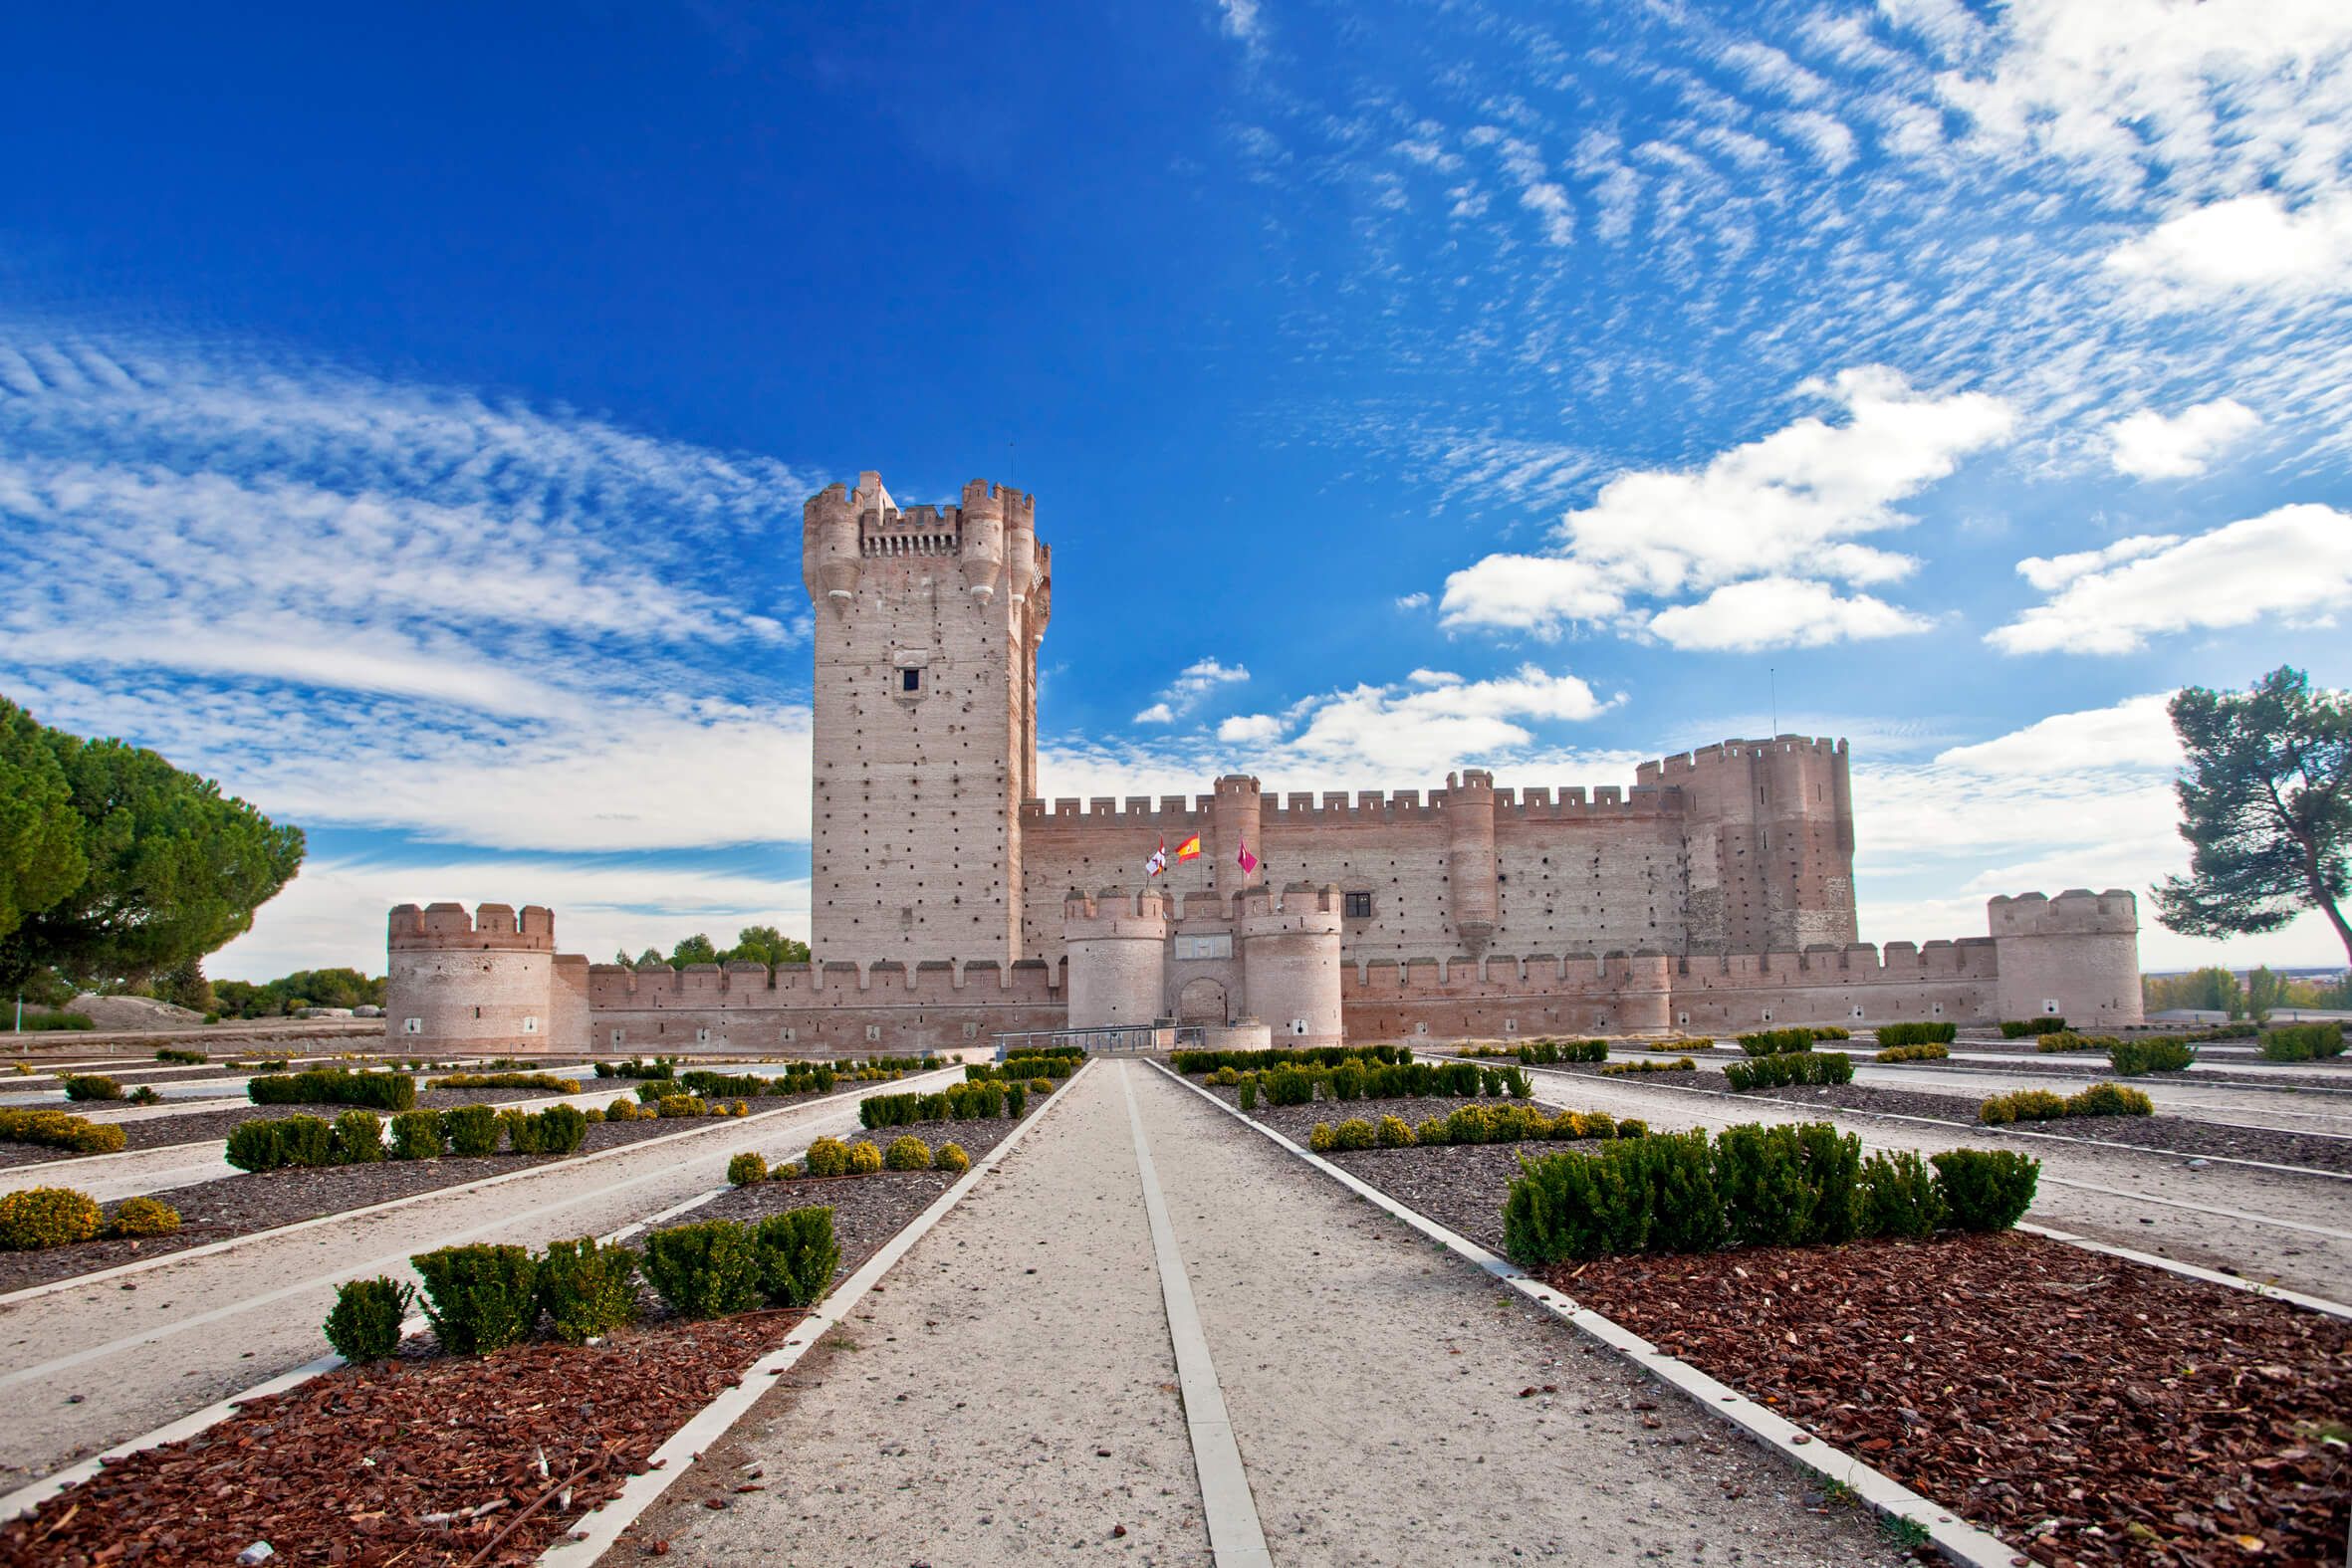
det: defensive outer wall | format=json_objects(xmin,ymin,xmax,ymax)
[{"xmin": 384, "ymin": 469, "xmax": 2146, "ymax": 1055}]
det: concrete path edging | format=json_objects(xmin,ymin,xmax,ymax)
[
  {"xmin": 1116, "ymin": 1065, "xmax": 1274, "ymax": 1568},
  {"xmin": 1148, "ymin": 1062, "xmax": 2024, "ymax": 1568},
  {"xmin": 536, "ymin": 1061, "xmax": 1094, "ymax": 1565},
  {"xmin": 2014, "ymin": 1224, "xmax": 2352, "ymax": 1321},
  {"xmin": 0, "ymin": 1067, "xmax": 968, "ymax": 1305}
]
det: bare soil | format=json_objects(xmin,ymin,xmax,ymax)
[
  {"xmin": 1553, "ymin": 1233, "xmax": 2352, "ymax": 1568},
  {"xmin": 1730, "ymin": 1081, "xmax": 2352, "ymax": 1174},
  {"xmin": 0, "ymin": 1311, "xmax": 803, "ymax": 1567}
]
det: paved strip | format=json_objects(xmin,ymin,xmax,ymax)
[
  {"xmin": 1146, "ymin": 1063, "xmax": 2003, "ymax": 1568},
  {"xmin": 1117, "ymin": 1064, "xmax": 1273, "ymax": 1568},
  {"xmin": 645, "ymin": 1058, "xmax": 1211, "ymax": 1566}
]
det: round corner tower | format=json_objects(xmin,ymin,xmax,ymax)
[
  {"xmin": 384, "ymin": 901, "xmax": 561, "ymax": 1051},
  {"xmin": 1989, "ymin": 888, "xmax": 2144, "ymax": 1028},
  {"xmin": 1064, "ymin": 887, "xmax": 1172, "ymax": 1029},
  {"xmin": 1239, "ymin": 883, "xmax": 1344, "ymax": 1046}
]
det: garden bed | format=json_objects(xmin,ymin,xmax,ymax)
[
  {"xmin": 1550, "ymin": 1233, "xmax": 2351, "ymax": 1567},
  {"xmin": 684, "ymin": 1111, "xmax": 1023, "ymax": 1251},
  {"xmin": 1722, "ymin": 1082, "xmax": 2352, "ymax": 1175},
  {"xmin": 0, "ymin": 1309, "xmax": 803, "ymax": 1567},
  {"xmin": 0, "ymin": 1117, "xmax": 701, "ymax": 1294}
]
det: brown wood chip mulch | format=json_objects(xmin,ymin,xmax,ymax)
[
  {"xmin": 0, "ymin": 1313, "xmax": 802, "ymax": 1568},
  {"xmin": 1551, "ymin": 1233, "xmax": 2352, "ymax": 1568}
]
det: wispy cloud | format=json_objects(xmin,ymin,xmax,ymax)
[
  {"xmin": 1133, "ymin": 656, "xmax": 1251, "ymax": 725},
  {"xmin": 2105, "ymin": 398, "xmax": 2261, "ymax": 478}
]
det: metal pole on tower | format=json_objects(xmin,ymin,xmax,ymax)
[{"xmin": 1769, "ymin": 667, "xmax": 1777, "ymax": 736}]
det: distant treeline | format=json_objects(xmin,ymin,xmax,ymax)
[{"xmin": 2143, "ymin": 966, "xmax": 2352, "ymax": 1017}]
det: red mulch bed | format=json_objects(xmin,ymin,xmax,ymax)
[
  {"xmin": 1549, "ymin": 1232, "xmax": 2352, "ymax": 1567},
  {"xmin": 0, "ymin": 1313, "xmax": 801, "ymax": 1568}
]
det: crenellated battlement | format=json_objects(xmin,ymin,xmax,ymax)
[
  {"xmin": 1637, "ymin": 735, "xmax": 1846, "ymax": 783},
  {"xmin": 387, "ymin": 901, "xmax": 555, "ymax": 952},
  {"xmin": 1987, "ymin": 888, "xmax": 2140, "ymax": 938},
  {"xmin": 1018, "ymin": 779, "xmax": 1679, "ymax": 827}
]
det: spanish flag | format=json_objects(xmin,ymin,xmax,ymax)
[{"xmin": 1174, "ymin": 834, "xmax": 1203, "ymax": 861}]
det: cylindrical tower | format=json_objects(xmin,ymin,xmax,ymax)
[
  {"xmin": 1212, "ymin": 775, "xmax": 1263, "ymax": 900},
  {"xmin": 1445, "ymin": 769, "xmax": 1499, "ymax": 957},
  {"xmin": 1064, "ymin": 887, "xmax": 1171, "ymax": 1029},
  {"xmin": 384, "ymin": 901, "xmax": 560, "ymax": 1052},
  {"xmin": 1989, "ymin": 889, "xmax": 2144, "ymax": 1028},
  {"xmin": 1006, "ymin": 486, "xmax": 1038, "ymax": 607},
  {"xmin": 1239, "ymin": 883, "xmax": 1344, "ymax": 1046},
  {"xmin": 800, "ymin": 480, "xmax": 863, "ymax": 608}
]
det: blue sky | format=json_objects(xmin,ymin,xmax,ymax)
[{"xmin": 2, "ymin": 0, "xmax": 2348, "ymax": 980}]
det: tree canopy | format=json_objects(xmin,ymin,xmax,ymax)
[
  {"xmin": 2155, "ymin": 667, "xmax": 2352, "ymax": 965},
  {"xmin": 0, "ymin": 698, "xmax": 306, "ymax": 993},
  {"xmin": 620, "ymin": 926, "xmax": 810, "ymax": 970}
]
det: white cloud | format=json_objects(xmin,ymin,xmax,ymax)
[
  {"xmin": 1439, "ymin": 367, "xmax": 2014, "ymax": 642},
  {"xmin": 1931, "ymin": 0, "xmax": 2352, "ymax": 204},
  {"xmin": 2107, "ymin": 399, "xmax": 2261, "ymax": 478},
  {"xmin": 2014, "ymin": 534, "xmax": 2181, "ymax": 591},
  {"xmin": 1989, "ymin": 504, "xmax": 2352, "ymax": 654},
  {"xmin": 1394, "ymin": 590, "xmax": 1431, "ymax": 610},
  {"xmin": 1777, "ymin": 111, "xmax": 1858, "ymax": 172},
  {"xmin": 1217, "ymin": 713, "xmax": 1285, "ymax": 743},
  {"xmin": 1645, "ymin": 578, "xmax": 1932, "ymax": 651},
  {"xmin": 1134, "ymin": 656, "xmax": 1250, "ymax": 725},
  {"xmin": 1934, "ymin": 693, "xmax": 2181, "ymax": 775},
  {"xmin": 1467, "ymin": 126, "xmax": 1576, "ymax": 247},
  {"xmin": 2105, "ymin": 194, "xmax": 2352, "ymax": 304}
]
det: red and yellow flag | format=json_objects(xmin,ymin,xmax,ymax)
[{"xmin": 1174, "ymin": 834, "xmax": 1203, "ymax": 861}]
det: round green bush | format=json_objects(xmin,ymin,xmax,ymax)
[
  {"xmin": 846, "ymin": 1140, "xmax": 884, "ymax": 1175},
  {"xmin": 0, "ymin": 1186, "xmax": 104, "ymax": 1250},
  {"xmin": 324, "ymin": 1275, "xmax": 413, "ymax": 1363},
  {"xmin": 803, "ymin": 1137, "xmax": 849, "ymax": 1178},
  {"xmin": 932, "ymin": 1141, "xmax": 970, "ymax": 1174},
  {"xmin": 727, "ymin": 1152, "xmax": 768, "ymax": 1187},
  {"xmin": 110, "ymin": 1196, "xmax": 182, "ymax": 1238},
  {"xmin": 62, "ymin": 1074, "xmax": 122, "ymax": 1102},
  {"xmin": 882, "ymin": 1135, "xmax": 930, "ymax": 1171}
]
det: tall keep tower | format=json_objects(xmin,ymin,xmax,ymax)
[{"xmin": 804, "ymin": 472, "xmax": 1051, "ymax": 967}]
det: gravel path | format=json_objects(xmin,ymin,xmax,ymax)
[
  {"xmin": 1132, "ymin": 1064, "xmax": 1908, "ymax": 1567},
  {"xmin": 0, "ymin": 1064, "xmax": 969, "ymax": 1491},
  {"xmin": 634, "ymin": 1060, "xmax": 1210, "ymax": 1566},
  {"xmin": 1519, "ymin": 1066, "xmax": 2352, "ymax": 1301}
]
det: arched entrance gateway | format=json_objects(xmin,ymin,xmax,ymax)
[{"xmin": 1176, "ymin": 977, "xmax": 1230, "ymax": 1025}]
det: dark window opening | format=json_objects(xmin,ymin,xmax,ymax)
[
  {"xmin": 901, "ymin": 667, "xmax": 921, "ymax": 692},
  {"xmin": 1343, "ymin": 892, "xmax": 1374, "ymax": 919}
]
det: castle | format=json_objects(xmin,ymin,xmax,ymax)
[{"xmin": 385, "ymin": 471, "xmax": 2144, "ymax": 1055}]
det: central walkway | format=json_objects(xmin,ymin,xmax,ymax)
[{"xmin": 638, "ymin": 1063, "xmax": 1905, "ymax": 1566}]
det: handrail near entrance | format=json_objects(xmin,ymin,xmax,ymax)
[{"xmin": 991, "ymin": 1024, "xmax": 1202, "ymax": 1060}]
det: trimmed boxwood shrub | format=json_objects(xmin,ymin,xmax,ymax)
[
  {"xmin": 2261, "ymin": 1022, "xmax": 2346, "ymax": 1062},
  {"xmin": 0, "ymin": 1186, "xmax": 104, "ymax": 1249},
  {"xmin": 753, "ymin": 1208, "xmax": 838, "ymax": 1308},
  {"xmin": 1504, "ymin": 1130, "xmax": 1726, "ymax": 1264},
  {"xmin": 109, "ymin": 1195, "xmax": 181, "ymax": 1237},
  {"xmin": 434, "ymin": 1071, "xmax": 577, "ymax": 1093},
  {"xmin": 2000, "ymin": 1017, "xmax": 2067, "ymax": 1037},
  {"xmin": 0, "ymin": 1108, "xmax": 126, "ymax": 1155},
  {"xmin": 1874, "ymin": 1021, "xmax": 1957, "ymax": 1047},
  {"xmin": 2108, "ymin": 1036, "xmax": 2197, "ymax": 1076},
  {"xmin": 499, "ymin": 1107, "xmax": 545, "ymax": 1155},
  {"xmin": 1858, "ymin": 1151, "xmax": 1946, "ymax": 1238},
  {"xmin": 933, "ymin": 1141, "xmax": 970, "ymax": 1173},
  {"xmin": 1723, "ymin": 1051, "xmax": 1854, "ymax": 1090},
  {"xmin": 1237, "ymin": 1075, "xmax": 1258, "ymax": 1111},
  {"xmin": 225, "ymin": 1119, "xmax": 286, "ymax": 1172},
  {"xmin": 249, "ymin": 1070, "xmax": 416, "ymax": 1112},
  {"xmin": 728, "ymin": 1152, "xmax": 769, "ymax": 1187},
  {"xmin": 644, "ymin": 1220, "xmax": 760, "ymax": 1318},
  {"xmin": 1931, "ymin": 1150, "xmax": 2039, "ymax": 1232},
  {"xmin": 535, "ymin": 1236, "xmax": 640, "ymax": 1342},
  {"xmin": 1874, "ymin": 1042, "xmax": 1950, "ymax": 1063},
  {"xmin": 323, "ymin": 1276, "xmax": 413, "ymax": 1363},
  {"xmin": 803, "ymin": 1137, "xmax": 850, "ymax": 1178},
  {"xmin": 441, "ymin": 1104, "xmax": 500, "ymax": 1156},
  {"xmin": 883, "ymin": 1134, "xmax": 931, "ymax": 1171},
  {"xmin": 536, "ymin": 1103, "xmax": 588, "ymax": 1155},
  {"xmin": 156, "ymin": 1047, "xmax": 208, "ymax": 1064},
  {"xmin": 1714, "ymin": 1123, "xmax": 1861, "ymax": 1248},
  {"xmin": 388, "ymin": 1109, "xmax": 444, "ymax": 1160},
  {"xmin": 332, "ymin": 1109, "xmax": 385, "ymax": 1163},
  {"xmin": 2034, "ymin": 1031, "xmax": 2110, "ymax": 1053},
  {"xmin": 279, "ymin": 1115, "xmax": 335, "ymax": 1167},
  {"xmin": 1171, "ymin": 1044, "xmax": 1412, "ymax": 1073},
  {"xmin": 655, "ymin": 1094, "xmax": 709, "ymax": 1119},
  {"xmin": 1981, "ymin": 1082, "xmax": 2152, "ymax": 1123},
  {"xmin": 1600, "ymin": 1057, "xmax": 1695, "ymax": 1076},
  {"xmin": 412, "ymin": 1243, "xmax": 540, "ymax": 1353},
  {"xmin": 1376, "ymin": 1114, "xmax": 1414, "ymax": 1148},
  {"xmin": 1003, "ymin": 1081, "xmax": 1028, "ymax": 1118},
  {"xmin": 846, "ymin": 1140, "xmax": 883, "ymax": 1175},
  {"xmin": 62, "ymin": 1074, "xmax": 121, "ymax": 1102},
  {"xmin": 1736, "ymin": 1028, "xmax": 1841, "ymax": 1057}
]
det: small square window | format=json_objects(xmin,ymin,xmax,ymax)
[
  {"xmin": 901, "ymin": 667, "xmax": 921, "ymax": 692},
  {"xmin": 1343, "ymin": 892, "xmax": 1373, "ymax": 919},
  {"xmin": 403, "ymin": 1016, "xmax": 422, "ymax": 1035}
]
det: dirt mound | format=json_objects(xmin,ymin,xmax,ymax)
[{"xmin": 67, "ymin": 994, "xmax": 207, "ymax": 1032}]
